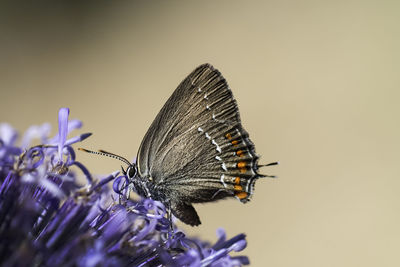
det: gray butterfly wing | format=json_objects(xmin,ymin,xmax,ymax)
[{"xmin": 136, "ymin": 64, "xmax": 261, "ymax": 225}]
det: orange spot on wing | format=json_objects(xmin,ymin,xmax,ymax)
[
  {"xmin": 235, "ymin": 191, "xmax": 248, "ymax": 200},
  {"xmin": 225, "ymin": 133, "xmax": 232, "ymax": 139},
  {"xmin": 237, "ymin": 161, "xmax": 246, "ymax": 169},
  {"xmin": 238, "ymin": 161, "xmax": 248, "ymax": 173},
  {"xmin": 236, "ymin": 150, "xmax": 244, "ymax": 157},
  {"xmin": 234, "ymin": 185, "xmax": 243, "ymax": 191},
  {"xmin": 231, "ymin": 140, "xmax": 239, "ymax": 146},
  {"xmin": 234, "ymin": 177, "xmax": 240, "ymax": 185}
]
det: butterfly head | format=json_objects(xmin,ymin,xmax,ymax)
[{"xmin": 121, "ymin": 163, "xmax": 137, "ymax": 179}]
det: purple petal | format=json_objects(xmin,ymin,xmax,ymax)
[
  {"xmin": 70, "ymin": 161, "xmax": 93, "ymax": 183},
  {"xmin": 26, "ymin": 147, "xmax": 45, "ymax": 169},
  {"xmin": 0, "ymin": 171, "xmax": 13, "ymax": 194},
  {"xmin": 230, "ymin": 239, "xmax": 247, "ymax": 252},
  {"xmin": 92, "ymin": 171, "xmax": 119, "ymax": 190},
  {"xmin": 212, "ymin": 228, "xmax": 227, "ymax": 250},
  {"xmin": 57, "ymin": 108, "xmax": 70, "ymax": 161},
  {"xmin": 112, "ymin": 175, "xmax": 128, "ymax": 195},
  {"xmin": 67, "ymin": 119, "xmax": 82, "ymax": 133},
  {"xmin": 64, "ymin": 133, "xmax": 92, "ymax": 146},
  {"xmin": 21, "ymin": 123, "xmax": 51, "ymax": 148},
  {"xmin": 39, "ymin": 178, "xmax": 65, "ymax": 199},
  {"xmin": 213, "ymin": 233, "xmax": 246, "ymax": 251},
  {"xmin": 0, "ymin": 123, "xmax": 18, "ymax": 145},
  {"xmin": 46, "ymin": 203, "xmax": 88, "ymax": 248},
  {"xmin": 174, "ymin": 249, "xmax": 202, "ymax": 266},
  {"xmin": 99, "ymin": 206, "xmax": 130, "ymax": 243},
  {"xmin": 200, "ymin": 249, "xmax": 228, "ymax": 266},
  {"xmin": 152, "ymin": 200, "xmax": 166, "ymax": 217},
  {"xmin": 216, "ymin": 228, "xmax": 226, "ymax": 240},
  {"xmin": 0, "ymin": 145, "xmax": 21, "ymax": 159},
  {"xmin": 77, "ymin": 240, "xmax": 104, "ymax": 267},
  {"xmin": 129, "ymin": 210, "xmax": 158, "ymax": 242},
  {"xmin": 231, "ymin": 256, "xmax": 250, "ymax": 265},
  {"xmin": 64, "ymin": 145, "xmax": 76, "ymax": 164}
]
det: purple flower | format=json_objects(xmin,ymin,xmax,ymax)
[
  {"xmin": 0, "ymin": 108, "xmax": 249, "ymax": 266},
  {"xmin": 0, "ymin": 123, "xmax": 22, "ymax": 177},
  {"xmin": 57, "ymin": 107, "xmax": 69, "ymax": 162}
]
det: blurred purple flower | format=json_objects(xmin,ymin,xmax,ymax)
[{"xmin": 0, "ymin": 108, "xmax": 249, "ymax": 266}]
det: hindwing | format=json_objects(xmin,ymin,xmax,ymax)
[{"xmin": 137, "ymin": 64, "xmax": 262, "ymax": 203}]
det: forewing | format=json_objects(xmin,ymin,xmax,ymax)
[{"xmin": 137, "ymin": 64, "xmax": 261, "ymax": 203}]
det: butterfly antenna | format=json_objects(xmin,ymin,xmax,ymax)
[{"xmin": 78, "ymin": 148, "xmax": 132, "ymax": 166}]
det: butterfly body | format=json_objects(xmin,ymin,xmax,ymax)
[{"xmin": 129, "ymin": 64, "xmax": 266, "ymax": 226}]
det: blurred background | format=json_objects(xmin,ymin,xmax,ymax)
[{"xmin": 1, "ymin": 1, "xmax": 399, "ymax": 266}]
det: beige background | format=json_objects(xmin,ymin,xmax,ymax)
[{"xmin": 1, "ymin": 1, "xmax": 399, "ymax": 266}]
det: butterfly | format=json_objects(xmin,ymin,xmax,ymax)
[{"xmin": 80, "ymin": 64, "xmax": 277, "ymax": 226}]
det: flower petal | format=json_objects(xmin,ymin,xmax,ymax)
[
  {"xmin": 21, "ymin": 123, "xmax": 51, "ymax": 149},
  {"xmin": 64, "ymin": 133, "xmax": 92, "ymax": 146},
  {"xmin": 70, "ymin": 161, "xmax": 93, "ymax": 183},
  {"xmin": 0, "ymin": 123, "xmax": 18, "ymax": 145},
  {"xmin": 57, "ymin": 108, "xmax": 70, "ymax": 161},
  {"xmin": 92, "ymin": 170, "xmax": 119, "ymax": 190},
  {"xmin": 67, "ymin": 119, "xmax": 82, "ymax": 133}
]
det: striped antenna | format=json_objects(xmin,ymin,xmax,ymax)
[{"xmin": 78, "ymin": 148, "xmax": 131, "ymax": 166}]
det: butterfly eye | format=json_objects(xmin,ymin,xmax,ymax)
[{"xmin": 127, "ymin": 165, "xmax": 136, "ymax": 178}]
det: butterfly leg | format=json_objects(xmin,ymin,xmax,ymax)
[{"xmin": 167, "ymin": 206, "xmax": 175, "ymax": 239}]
